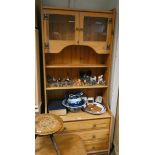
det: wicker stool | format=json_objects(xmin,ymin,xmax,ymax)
[
  {"xmin": 35, "ymin": 114, "xmax": 87, "ymax": 155},
  {"xmin": 35, "ymin": 113, "xmax": 63, "ymax": 155}
]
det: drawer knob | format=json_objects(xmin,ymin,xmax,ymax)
[
  {"xmin": 63, "ymin": 127, "xmax": 67, "ymax": 130},
  {"xmin": 92, "ymin": 135, "xmax": 96, "ymax": 139},
  {"xmin": 93, "ymin": 124, "xmax": 96, "ymax": 128}
]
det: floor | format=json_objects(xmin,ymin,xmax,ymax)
[{"xmin": 35, "ymin": 135, "xmax": 117, "ymax": 155}]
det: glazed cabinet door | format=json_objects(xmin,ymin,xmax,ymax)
[
  {"xmin": 79, "ymin": 12, "xmax": 113, "ymax": 54},
  {"xmin": 43, "ymin": 10, "xmax": 79, "ymax": 53}
]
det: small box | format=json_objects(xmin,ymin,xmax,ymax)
[
  {"xmin": 48, "ymin": 100, "xmax": 67, "ymax": 116},
  {"xmin": 87, "ymin": 97, "xmax": 94, "ymax": 103}
]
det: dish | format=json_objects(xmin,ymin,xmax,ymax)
[
  {"xmin": 62, "ymin": 99, "xmax": 86, "ymax": 112},
  {"xmin": 84, "ymin": 102, "xmax": 106, "ymax": 115}
]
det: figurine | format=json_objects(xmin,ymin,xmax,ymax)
[
  {"xmin": 47, "ymin": 75, "xmax": 53, "ymax": 83},
  {"xmin": 80, "ymin": 70, "xmax": 92, "ymax": 85},
  {"xmin": 97, "ymin": 75, "xmax": 105, "ymax": 85},
  {"xmin": 90, "ymin": 76, "xmax": 97, "ymax": 85},
  {"xmin": 63, "ymin": 77, "xmax": 72, "ymax": 87},
  {"xmin": 81, "ymin": 75, "xmax": 89, "ymax": 85},
  {"xmin": 52, "ymin": 77, "xmax": 56, "ymax": 82},
  {"xmin": 47, "ymin": 75, "xmax": 59, "ymax": 87},
  {"xmin": 73, "ymin": 79, "xmax": 82, "ymax": 86},
  {"xmin": 95, "ymin": 96, "xmax": 102, "ymax": 104}
]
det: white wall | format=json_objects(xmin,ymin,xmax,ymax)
[
  {"xmin": 109, "ymin": 0, "xmax": 119, "ymax": 146},
  {"xmin": 109, "ymin": 0, "xmax": 119, "ymax": 118},
  {"xmin": 43, "ymin": 0, "xmax": 117, "ymax": 10}
]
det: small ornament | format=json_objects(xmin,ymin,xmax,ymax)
[
  {"xmin": 87, "ymin": 97, "xmax": 94, "ymax": 103},
  {"xmin": 95, "ymin": 96, "xmax": 103, "ymax": 104},
  {"xmin": 47, "ymin": 75, "xmax": 53, "ymax": 83},
  {"xmin": 97, "ymin": 75, "xmax": 105, "ymax": 85},
  {"xmin": 90, "ymin": 76, "xmax": 97, "ymax": 85}
]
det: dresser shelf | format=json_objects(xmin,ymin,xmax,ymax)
[
  {"xmin": 46, "ymin": 64, "xmax": 108, "ymax": 68},
  {"xmin": 46, "ymin": 85, "xmax": 108, "ymax": 90}
]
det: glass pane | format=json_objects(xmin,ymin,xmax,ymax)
[
  {"xmin": 49, "ymin": 14, "xmax": 75, "ymax": 40},
  {"xmin": 83, "ymin": 16, "xmax": 108, "ymax": 41}
]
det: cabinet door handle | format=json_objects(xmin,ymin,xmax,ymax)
[
  {"xmin": 106, "ymin": 44, "xmax": 111, "ymax": 50},
  {"xmin": 76, "ymin": 28, "xmax": 83, "ymax": 31},
  {"xmin": 76, "ymin": 28, "xmax": 80, "ymax": 31}
]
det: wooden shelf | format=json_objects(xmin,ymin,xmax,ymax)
[
  {"xmin": 60, "ymin": 110, "xmax": 111, "ymax": 122},
  {"xmin": 46, "ymin": 64, "xmax": 108, "ymax": 68},
  {"xmin": 46, "ymin": 85, "xmax": 108, "ymax": 90}
]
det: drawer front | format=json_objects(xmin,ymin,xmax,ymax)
[
  {"xmin": 72, "ymin": 129, "xmax": 109, "ymax": 141},
  {"xmin": 55, "ymin": 128, "xmax": 110, "ymax": 153},
  {"xmin": 58, "ymin": 129, "xmax": 109, "ymax": 141},
  {"xmin": 85, "ymin": 139, "xmax": 109, "ymax": 152},
  {"xmin": 62, "ymin": 118, "xmax": 110, "ymax": 132}
]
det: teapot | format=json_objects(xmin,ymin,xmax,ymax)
[{"xmin": 65, "ymin": 91, "xmax": 84, "ymax": 106}]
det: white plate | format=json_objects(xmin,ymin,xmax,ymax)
[{"xmin": 84, "ymin": 102, "xmax": 106, "ymax": 115}]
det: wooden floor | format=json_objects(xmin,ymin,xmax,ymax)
[{"xmin": 35, "ymin": 135, "xmax": 87, "ymax": 155}]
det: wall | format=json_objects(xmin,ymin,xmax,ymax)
[
  {"xmin": 43, "ymin": 0, "xmax": 116, "ymax": 10},
  {"xmin": 109, "ymin": 0, "xmax": 119, "ymax": 150},
  {"xmin": 110, "ymin": 0, "xmax": 119, "ymax": 117}
]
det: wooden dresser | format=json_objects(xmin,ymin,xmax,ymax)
[
  {"xmin": 41, "ymin": 6, "xmax": 115, "ymax": 155},
  {"xmin": 57, "ymin": 111, "xmax": 112, "ymax": 154}
]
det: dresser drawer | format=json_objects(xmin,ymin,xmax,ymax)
[
  {"xmin": 62, "ymin": 118, "xmax": 110, "ymax": 132},
  {"xmin": 72, "ymin": 128, "xmax": 109, "ymax": 141},
  {"xmin": 85, "ymin": 139, "xmax": 109, "ymax": 152},
  {"xmin": 56, "ymin": 128, "xmax": 109, "ymax": 146}
]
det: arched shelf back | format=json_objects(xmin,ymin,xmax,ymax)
[
  {"xmin": 47, "ymin": 45, "xmax": 110, "ymax": 54},
  {"xmin": 45, "ymin": 45, "xmax": 109, "ymax": 67}
]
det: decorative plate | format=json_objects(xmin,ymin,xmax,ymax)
[
  {"xmin": 83, "ymin": 102, "xmax": 106, "ymax": 115},
  {"xmin": 62, "ymin": 99, "xmax": 86, "ymax": 108}
]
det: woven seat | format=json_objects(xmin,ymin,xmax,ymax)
[
  {"xmin": 35, "ymin": 134, "xmax": 87, "ymax": 155},
  {"xmin": 35, "ymin": 113, "xmax": 63, "ymax": 135},
  {"xmin": 35, "ymin": 114, "xmax": 86, "ymax": 155}
]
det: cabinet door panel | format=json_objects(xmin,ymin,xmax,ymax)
[
  {"xmin": 43, "ymin": 10, "xmax": 79, "ymax": 53},
  {"xmin": 49, "ymin": 14, "xmax": 75, "ymax": 40},
  {"xmin": 79, "ymin": 12, "xmax": 113, "ymax": 54},
  {"xmin": 83, "ymin": 16, "xmax": 108, "ymax": 41}
]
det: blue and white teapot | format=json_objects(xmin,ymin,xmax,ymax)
[{"xmin": 65, "ymin": 92, "xmax": 84, "ymax": 107}]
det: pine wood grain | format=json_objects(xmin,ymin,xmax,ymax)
[{"xmin": 60, "ymin": 111, "xmax": 111, "ymax": 122}]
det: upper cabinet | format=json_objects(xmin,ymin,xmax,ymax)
[
  {"xmin": 42, "ymin": 8, "xmax": 114, "ymax": 53},
  {"xmin": 43, "ymin": 9, "xmax": 79, "ymax": 53},
  {"xmin": 79, "ymin": 12, "xmax": 113, "ymax": 53}
]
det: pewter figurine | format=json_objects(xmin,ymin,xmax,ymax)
[{"xmin": 97, "ymin": 75, "xmax": 105, "ymax": 85}]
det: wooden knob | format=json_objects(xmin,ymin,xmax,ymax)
[
  {"xmin": 63, "ymin": 127, "xmax": 67, "ymax": 130},
  {"xmin": 93, "ymin": 124, "xmax": 96, "ymax": 128},
  {"xmin": 79, "ymin": 28, "xmax": 83, "ymax": 31},
  {"xmin": 92, "ymin": 135, "xmax": 96, "ymax": 139}
]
